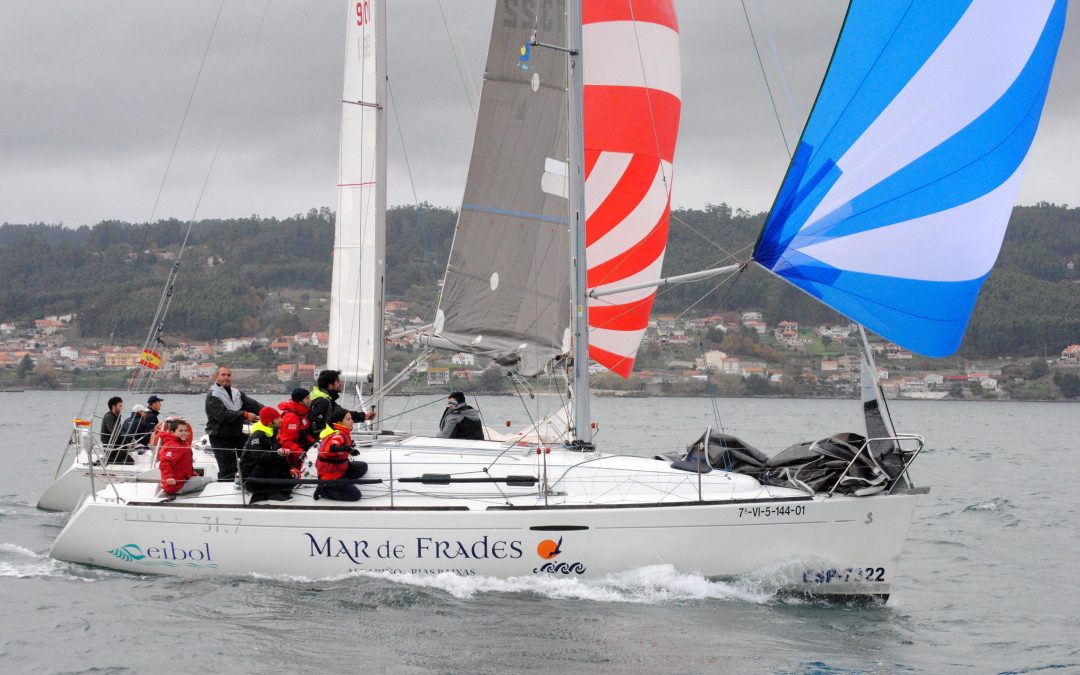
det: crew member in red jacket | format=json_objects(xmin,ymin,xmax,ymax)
[
  {"xmin": 315, "ymin": 408, "xmax": 368, "ymax": 501},
  {"xmin": 158, "ymin": 419, "xmax": 210, "ymax": 496},
  {"xmin": 278, "ymin": 387, "xmax": 313, "ymax": 478}
]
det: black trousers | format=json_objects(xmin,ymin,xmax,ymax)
[
  {"xmin": 316, "ymin": 461, "xmax": 368, "ymax": 501},
  {"xmin": 104, "ymin": 448, "xmax": 134, "ymax": 465},
  {"xmin": 210, "ymin": 434, "xmax": 247, "ymax": 480}
]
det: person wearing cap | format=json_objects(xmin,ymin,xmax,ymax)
[
  {"xmin": 438, "ymin": 391, "xmax": 485, "ymax": 440},
  {"xmin": 315, "ymin": 408, "xmax": 368, "ymax": 501},
  {"xmin": 278, "ymin": 387, "xmax": 313, "ymax": 478},
  {"xmin": 119, "ymin": 403, "xmax": 152, "ymax": 450},
  {"xmin": 205, "ymin": 365, "xmax": 264, "ymax": 481},
  {"xmin": 238, "ymin": 407, "xmax": 294, "ymax": 502},
  {"xmin": 308, "ymin": 369, "xmax": 376, "ymax": 436},
  {"xmin": 145, "ymin": 395, "xmax": 164, "ymax": 435}
]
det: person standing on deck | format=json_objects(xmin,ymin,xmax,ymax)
[
  {"xmin": 308, "ymin": 369, "xmax": 375, "ymax": 436},
  {"xmin": 204, "ymin": 365, "xmax": 263, "ymax": 481}
]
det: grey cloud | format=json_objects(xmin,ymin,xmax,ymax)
[{"xmin": 1, "ymin": 1, "xmax": 1077, "ymax": 227}]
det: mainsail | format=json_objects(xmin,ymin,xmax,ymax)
[
  {"xmin": 434, "ymin": 1, "xmax": 571, "ymax": 376},
  {"xmin": 753, "ymin": 0, "xmax": 1067, "ymax": 358},
  {"xmin": 328, "ymin": 0, "xmax": 386, "ymax": 384},
  {"xmin": 584, "ymin": 0, "xmax": 680, "ymax": 377}
]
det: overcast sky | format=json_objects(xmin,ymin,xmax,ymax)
[{"xmin": 1, "ymin": 1, "xmax": 1077, "ymax": 228}]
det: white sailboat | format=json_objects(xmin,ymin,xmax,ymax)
[{"xmin": 49, "ymin": 0, "xmax": 1067, "ymax": 600}]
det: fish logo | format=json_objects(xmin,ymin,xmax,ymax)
[{"xmin": 536, "ymin": 536, "xmax": 563, "ymax": 560}]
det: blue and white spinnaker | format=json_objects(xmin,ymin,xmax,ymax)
[{"xmin": 753, "ymin": 0, "xmax": 1068, "ymax": 357}]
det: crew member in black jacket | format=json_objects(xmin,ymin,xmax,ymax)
[
  {"xmin": 308, "ymin": 369, "xmax": 376, "ymax": 436},
  {"xmin": 204, "ymin": 366, "xmax": 263, "ymax": 480}
]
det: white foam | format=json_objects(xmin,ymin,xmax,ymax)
[
  {"xmin": 0, "ymin": 542, "xmax": 38, "ymax": 557},
  {"xmin": 355, "ymin": 564, "xmax": 771, "ymax": 604}
]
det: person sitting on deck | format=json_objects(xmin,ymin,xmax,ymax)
[
  {"xmin": 119, "ymin": 404, "xmax": 152, "ymax": 449},
  {"xmin": 239, "ymin": 407, "xmax": 295, "ymax": 503},
  {"xmin": 278, "ymin": 387, "xmax": 314, "ymax": 479},
  {"xmin": 438, "ymin": 392, "xmax": 485, "ymax": 440},
  {"xmin": 100, "ymin": 396, "xmax": 133, "ymax": 464},
  {"xmin": 314, "ymin": 408, "xmax": 368, "ymax": 502},
  {"xmin": 158, "ymin": 418, "xmax": 211, "ymax": 496}
]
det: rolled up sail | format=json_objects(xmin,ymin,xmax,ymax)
[
  {"xmin": 753, "ymin": 0, "xmax": 1067, "ymax": 358},
  {"xmin": 435, "ymin": 1, "xmax": 571, "ymax": 376},
  {"xmin": 584, "ymin": 0, "xmax": 681, "ymax": 377}
]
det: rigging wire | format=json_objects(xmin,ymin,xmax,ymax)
[
  {"xmin": 131, "ymin": 0, "xmax": 275, "ymax": 395},
  {"xmin": 435, "ymin": 0, "xmax": 479, "ymax": 119},
  {"xmin": 75, "ymin": 0, "xmax": 232, "ymax": 419},
  {"xmin": 756, "ymin": 0, "xmax": 802, "ymax": 134},
  {"xmin": 740, "ymin": 0, "xmax": 792, "ymax": 159},
  {"xmin": 386, "ymin": 78, "xmax": 441, "ymax": 315}
]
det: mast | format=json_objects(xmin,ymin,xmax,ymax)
[
  {"xmin": 566, "ymin": 0, "xmax": 591, "ymax": 448},
  {"xmin": 372, "ymin": 0, "xmax": 387, "ymax": 406}
]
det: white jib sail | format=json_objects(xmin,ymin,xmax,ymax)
[{"xmin": 328, "ymin": 0, "xmax": 386, "ymax": 386}]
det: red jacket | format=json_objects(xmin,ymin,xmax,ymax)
[
  {"xmin": 316, "ymin": 424, "xmax": 352, "ymax": 481},
  {"xmin": 278, "ymin": 399, "xmax": 312, "ymax": 470},
  {"xmin": 157, "ymin": 430, "xmax": 195, "ymax": 495}
]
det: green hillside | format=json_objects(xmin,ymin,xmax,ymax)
[{"xmin": 1, "ymin": 202, "xmax": 1076, "ymax": 357}]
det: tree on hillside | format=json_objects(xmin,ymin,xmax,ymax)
[{"xmin": 17, "ymin": 354, "xmax": 33, "ymax": 379}]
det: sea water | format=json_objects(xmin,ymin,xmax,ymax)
[{"xmin": 1, "ymin": 390, "xmax": 1078, "ymax": 673}]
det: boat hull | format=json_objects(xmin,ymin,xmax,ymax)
[{"xmin": 50, "ymin": 489, "xmax": 924, "ymax": 597}]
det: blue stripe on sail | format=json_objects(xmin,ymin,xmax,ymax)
[
  {"xmin": 461, "ymin": 203, "xmax": 569, "ymax": 225},
  {"xmin": 793, "ymin": 0, "xmax": 1067, "ymax": 245},
  {"xmin": 774, "ymin": 252, "xmax": 988, "ymax": 357},
  {"xmin": 801, "ymin": 2, "xmax": 971, "ymax": 184},
  {"xmin": 757, "ymin": 2, "xmax": 970, "ymax": 264},
  {"xmin": 755, "ymin": 142, "xmax": 839, "ymax": 269}
]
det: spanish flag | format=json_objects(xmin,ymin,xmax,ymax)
[{"xmin": 139, "ymin": 349, "xmax": 162, "ymax": 371}]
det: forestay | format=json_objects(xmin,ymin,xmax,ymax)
[
  {"xmin": 753, "ymin": 0, "xmax": 1067, "ymax": 357},
  {"xmin": 328, "ymin": 0, "xmax": 386, "ymax": 383},
  {"xmin": 434, "ymin": 1, "xmax": 571, "ymax": 377},
  {"xmin": 584, "ymin": 0, "xmax": 680, "ymax": 377}
]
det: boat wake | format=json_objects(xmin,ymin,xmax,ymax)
[
  {"xmin": 342, "ymin": 564, "xmax": 774, "ymax": 604},
  {"xmin": 0, "ymin": 542, "xmax": 94, "ymax": 580}
]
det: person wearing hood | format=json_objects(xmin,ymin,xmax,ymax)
[
  {"xmin": 278, "ymin": 388, "xmax": 313, "ymax": 478},
  {"xmin": 438, "ymin": 392, "xmax": 486, "ymax": 440},
  {"xmin": 158, "ymin": 419, "xmax": 210, "ymax": 496},
  {"xmin": 315, "ymin": 408, "xmax": 368, "ymax": 502},
  {"xmin": 239, "ymin": 407, "xmax": 294, "ymax": 503},
  {"xmin": 308, "ymin": 369, "xmax": 376, "ymax": 436}
]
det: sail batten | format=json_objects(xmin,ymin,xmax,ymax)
[{"xmin": 753, "ymin": 0, "xmax": 1067, "ymax": 358}]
